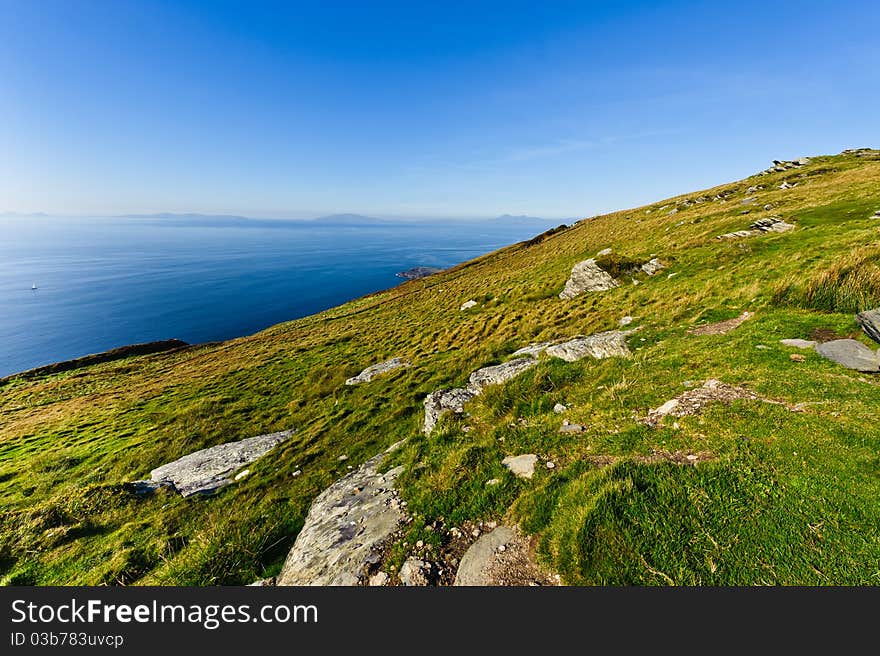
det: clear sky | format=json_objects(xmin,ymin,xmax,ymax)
[{"xmin": 1, "ymin": 1, "xmax": 878, "ymax": 219}]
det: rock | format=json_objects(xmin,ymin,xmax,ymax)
[
  {"xmin": 248, "ymin": 578, "xmax": 275, "ymax": 586},
  {"xmin": 467, "ymin": 358, "xmax": 538, "ymax": 393},
  {"xmin": 558, "ymin": 259, "xmax": 620, "ymax": 299},
  {"xmin": 486, "ymin": 478, "xmax": 500, "ymax": 486},
  {"xmin": 399, "ymin": 559, "xmax": 430, "ymax": 586},
  {"xmin": 396, "ymin": 266, "xmax": 443, "ymax": 280},
  {"xmin": 135, "ymin": 429, "xmax": 294, "ymax": 497},
  {"xmin": 764, "ymin": 204, "xmax": 774, "ymax": 211},
  {"xmin": 856, "ymin": 308, "xmax": 880, "ymax": 344},
  {"xmin": 460, "ymin": 300, "xmax": 478, "ymax": 311},
  {"xmin": 641, "ymin": 258, "xmax": 665, "ymax": 275},
  {"xmin": 558, "ymin": 423, "xmax": 585, "ymax": 434},
  {"xmin": 872, "ymin": 210, "xmax": 880, "ymax": 219},
  {"xmin": 552, "ymin": 403, "xmax": 568, "ymax": 413},
  {"xmin": 619, "ymin": 315, "xmax": 634, "ymax": 326},
  {"xmin": 717, "ymin": 230, "xmax": 756, "ymax": 240},
  {"xmin": 790, "ymin": 354, "xmax": 806, "ymax": 362},
  {"xmin": 545, "ymin": 330, "xmax": 631, "ymax": 361},
  {"xmin": 345, "ymin": 357, "xmax": 410, "ymax": 385},
  {"xmin": 546, "ymin": 461, "xmax": 556, "ymax": 469},
  {"xmin": 750, "ymin": 217, "xmax": 795, "ymax": 233},
  {"xmin": 276, "ymin": 442, "xmax": 406, "ymax": 586},
  {"xmin": 511, "ymin": 341, "xmax": 555, "ymax": 358},
  {"xmin": 423, "ymin": 388, "xmax": 477, "ymax": 434},
  {"xmin": 596, "ymin": 248, "xmax": 613, "ymax": 257},
  {"xmin": 780, "ymin": 338, "xmax": 817, "ymax": 349},
  {"xmin": 234, "ymin": 469, "xmax": 250, "ymax": 481},
  {"xmin": 815, "ymin": 339, "xmax": 880, "ymax": 373},
  {"xmin": 368, "ymin": 571, "xmax": 389, "ymax": 586},
  {"xmin": 778, "ymin": 181, "xmax": 797, "ymax": 190},
  {"xmin": 453, "ymin": 526, "xmax": 516, "ymax": 586},
  {"xmin": 741, "ymin": 196, "xmax": 758, "ymax": 205},
  {"xmin": 502, "ymin": 454, "xmax": 538, "ymax": 479},
  {"xmin": 337, "ymin": 454, "xmax": 348, "ymax": 461}
]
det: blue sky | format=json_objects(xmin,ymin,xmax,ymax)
[{"xmin": 1, "ymin": 1, "xmax": 878, "ymax": 219}]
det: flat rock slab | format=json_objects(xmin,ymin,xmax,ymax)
[
  {"xmin": 780, "ymin": 338, "xmax": 817, "ymax": 349},
  {"xmin": 345, "ymin": 357, "xmax": 410, "ymax": 385},
  {"xmin": 856, "ymin": 309, "xmax": 880, "ymax": 345},
  {"xmin": 558, "ymin": 259, "xmax": 620, "ymax": 299},
  {"xmin": 137, "ymin": 429, "xmax": 294, "ymax": 497},
  {"xmin": 467, "ymin": 358, "xmax": 538, "ymax": 393},
  {"xmin": 277, "ymin": 444, "xmax": 406, "ymax": 586},
  {"xmin": 815, "ymin": 339, "xmax": 880, "ymax": 373},
  {"xmin": 502, "ymin": 454, "xmax": 538, "ymax": 479},
  {"xmin": 688, "ymin": 312, "xmax": 752, "ymax": 336},
  {"xmin": 545, "ymin": 330, "xmax": 632, "ymax": 361}
]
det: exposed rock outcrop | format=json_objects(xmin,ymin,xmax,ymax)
[
  {"xmin": 545, "ymin": 330, "xmax": 632, "ymax": 361},
  {"xmin": 815, "ymin": 340, "xmax": 880, "ymax": 373},
  {"xmin": 558, "ymin": 259, "xmax": 620, "ymax": 299},
  {"xmin": 641, "ymin": 258, "xmax": 664, "ymax": 275},
  {"xmin": 277, "ymin": 442, "xmax": 406, "ymax": 586},
  {"xmin": 467, "ymin": 358, "xmax": 538, "ymax": 393},
  {"xmin": 396, "ymin": 266, "xmax": 443, "ymax": 280},
  {"xmin": 423, "ymin": 388, "xmax": 478, "ymax": 434},
  {"xmin": 132, "ymin": 429, "xmax": 294, "ymax": 497},
  {"xmin": 718, "ymin": 218, "xmax": 794, "ymax": 240},
  {"xmin": 345, "ymin": 357, "xmax": 410, "ymax": 385},
  {"xmin": 856, "ymin": 308, "xmax": 880, "ymax": 345}
]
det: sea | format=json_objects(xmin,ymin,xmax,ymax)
[{"xmin": 0, "ymin": 215, "xmax": 558, "ymax": 377}]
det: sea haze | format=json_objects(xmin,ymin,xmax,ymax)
[{"xmin": 0, "ymin": 214, "xmax": 561, "ymax": 376}]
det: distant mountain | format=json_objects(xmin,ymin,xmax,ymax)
[{"xmin": 311, "ymin": 213, "xmax": 393, "ymax": 225}]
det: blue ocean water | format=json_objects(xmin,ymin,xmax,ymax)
[{"xmin": 0, "ymin": 215, "xmax": 556, "ymax": 377}]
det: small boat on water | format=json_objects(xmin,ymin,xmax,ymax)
[{"xmin": 31, "ymin": 283, "xmax": 38, "ymax": 290}]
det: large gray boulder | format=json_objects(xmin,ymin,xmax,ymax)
[
  {"xmin": 453, "ymin": 526, "xmax": 516, "ymax": 586},
  {"xmin": 345, "ymin": 357, "xmax": 410, "ymax": 385},
  {"xmin": 856, "ymin": 308, "xmax": 880, "ymax": 345},
  {"xmin": 467, "ymin": 358, "xmax": 538, "ymax": 393},
  {"xmin": 558, "ymin": 259, "xmax": 620, "ymax": 299},
  {"xmin": 135, "ymin": 429, "xmax": 294, "ymax": 497},
  {"xmin": 277, "ymin": 443, "xmax": 406, "ymax": 586},
  {"xmin": 545, "ymin": 330, "xmax": 632, "ymax": 362},
  {"xmin": 815, "ymin": 339, "xmax": 880, "ymax": 373},
  {"xmin": 423, "ymin": 388, "xmax": 477, "ymax": 434}
]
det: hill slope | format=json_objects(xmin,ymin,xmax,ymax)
[{"xmin": 1, "ymin": 149, "xmax": 879, "ymax": 585}]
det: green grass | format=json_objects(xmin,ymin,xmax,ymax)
[{"xmin": 2, "ymin": 149, "xmax": 880, "ymax": 585}]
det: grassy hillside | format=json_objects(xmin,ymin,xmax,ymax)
[{"xmin": 2, "ymin": 149, "xmax": 879, "ymax": 585}]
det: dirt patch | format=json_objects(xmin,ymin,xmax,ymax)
[
  {"xmin": 635, "ymin": 449, "xmax": 715, "ymax": 465},
  {"xmin": 481, "ymin": 529, "xmax": 559, "ymax": 586},
  {"xmin": 809, "ymin": 327, "xmax": 860, "ymax": 343},
  {"xmin": 688, "ymin": 311, "xmax": 752, "ymax": 336},
  {"xmin": 641, "ymin": 378, "xmax": 800, "ymax": 427}
]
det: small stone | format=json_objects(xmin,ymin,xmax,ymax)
[
  {"xmin": 497, "ymin": 544, "xmax": 506, "ymax": 553},
  {"xmin": 686, "ymin": 454, "xmax": 698, "ymax": 461},
  {"xmin": 486, "ymin": 478, "xmax": 500, "ymax": 486},
  {"xmin": 292, "ymin": 469, "xmax": 302, "ymax": 477},
  {"xmin": 553, "ymin": 403, "xmax": 568, "ymax": 414},
  {"xmin": 338, "ymin": 454, "xmax": 348, "ymax": 461},
  {"xmin": 416, "ymin": 540, "xmax": 424, "ymax": 548},
  {"xmin": 368, "ymin": 571, "xmax": 389, "ymax": 586},
  {"xmin": 399, "ymin": 558, "xmax": 430, "ymax": 586},
  {"xmin": 559, "ymin": 423, "xmax": 585, "ymax": 434},
  {"xmin": 790, "ymin": 354, "xmax": 806, "ymax": 362},
  {"xmin": 234, "ymin": 469, "xmax": 250, "ymax": 481},
  {"xmin": 472, "ymin": 528, "xmax": 481, "ymax": 538},
  {"xmin": 460, "ymin": 300, "xmax": 478, "ymax": 311},
  {"xmin": 597, "ymin": 248, "xmax": 613, "ymax": 256},
  {"xmin": 546, "ymin": 461, "xmax": 556, "ymax": 469},
  {"xmin": 619, "ymin": 315, "xmax": 634, "ymax": 326}
]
